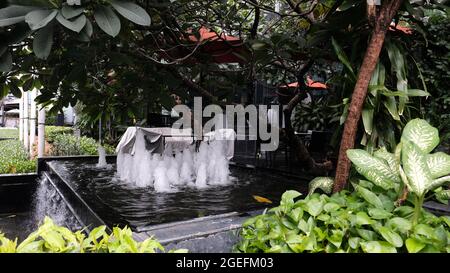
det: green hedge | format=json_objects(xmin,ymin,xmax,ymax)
[
  {"xmin": 45, "ymin": 126, "xmax": 74, "ymax": 143},
  {"xmin": 51, "ymin": 134, "xmax": 115, "ymax": 156},
  {"xmin": 0, "ymin": 139, "xmax": 36, "ymax": 174}
]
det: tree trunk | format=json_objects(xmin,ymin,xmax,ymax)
[{"xmin": 333, "ymin": 0, "xmax": 404, "ymax": 192}]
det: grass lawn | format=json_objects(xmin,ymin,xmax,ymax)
[{"xmin": 0, "ymin": 128, "xmax": 19, "ymax": 139}]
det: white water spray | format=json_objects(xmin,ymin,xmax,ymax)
[{"xmin": 116, "ymin": 130, "xmax": 233, "ymax": 192}]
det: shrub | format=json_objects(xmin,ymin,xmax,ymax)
[
  {"xmin": 45, "ymin": 126, "xmax": 74, "ymax": 143},
  {"xmin": 0, "ymin": 217, "xmax": 187, "ymax": 253},
  {"xmin": 51, "ymin": 134, "xmax": 115, "ymax": 156},
  {"xmin": 236, "ymin": 119, "xmax": 450, "ymax": 253},
  {"xmin": 0, "ymin": 139, "xmax": 36, "ymax": 174}
]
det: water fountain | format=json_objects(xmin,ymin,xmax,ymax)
[
  {"xmin": 115, "ymin": 127, "xmax": 234, "ymax": 191},
  {"xmin": 29, "ymin": 127, "xmax": 308, "ymax": 252}
]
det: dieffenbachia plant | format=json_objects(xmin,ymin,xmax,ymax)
[
  {"xmin": 346, "ymin": 119, "xmax": 450, "ymax": 224},
  {"xmin": 308, "ymin": 119, "xmax": 450, "ymax": 225}
]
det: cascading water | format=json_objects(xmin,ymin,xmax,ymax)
[
  {"xmin": 96, "ymin": 145, "xmax": 108, "ymax": 168},
  {"xmin": 32, "ymin": 175, "xmax": 82, "ymax": 230},
  {"xmin": 116, "ymin": 129, "xmax": 232, "ymax": 192}
]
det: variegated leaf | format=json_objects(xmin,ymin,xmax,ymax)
[
  {"xmin": 436, "ymin": 190, "xmax": 450, "ymax": 203},
  {"xmin": 428, "ymin": 176, "xmax": 450, "ymax": 191},
  {"xmin": 401, "ymin": 119, "xmax": 439, "ymax": 154},
  {"xmin": 427, "ymin": 152, "xmax": 450, "ymax": 179},
  {"xmin": 308, "ymin": 177, "xmax": 334, "ymax": 196},
  {"xmin": 347, "ymin": 149, "xmax": 398, "ymax": 190},
  {"xmin": 402, "ymin": 141, "xmax": 433, "ymax": 196},
  {"xmin": 374, "ymin": 147, "xmax": 400, "ymax": 178}
]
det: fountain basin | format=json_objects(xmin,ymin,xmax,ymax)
[{"xmin": 38, "ymin": 156, "xmax": 309, "ymax": 251}]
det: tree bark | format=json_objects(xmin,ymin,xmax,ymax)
[{"xmin": 333, "ymin": 0, "xmax": 404, "ymax": 192}]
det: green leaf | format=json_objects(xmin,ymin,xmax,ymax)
[
  {"xmin": 308, "ymin": 177, "xmax": 334, "ymax": 195},
  {"xmin": 281, "ymin": 190, "xmax": 302, "ymax": 203},
  {"xmin": 110, "ymin": 0, "xmax": 151, "ymax": 26},
  {"xmin": 405, "ymin": 238, "xmax": 426, "ymax": 253},
  {"xmin": 348, "ymin": 237, "xmax": 361, "ymax": 249},
  {"xmin": 386, "ymin": 217, "xmax": 412, "ymax": 233},
  {"xmin": 368, "ymin": 208, "xmax": 392, "ymax": 220},
  {"xmin": 328, "ymin": 230, "xmax": 344, "ymax": 248},
  {"xmin": 360, "ymin": 241, "xmax": 397, "ymax": 253},
  {"xmin": 305, "ymin": 198, "xmax": 324, "ymax": 217},
  {"xmin": 353, "ymin": 211, "xmax": 374, "ymax": 226},
  {"xmin": 356, "ymin": 229, "xmax": 378, "ymax": 241},
  {"xmin": 33, "ymin": 23, "xmax": 53, "ymax": 59},
  {"xmin": 377, "ymin": 226, "xmax": 403, "ymax": 248},
  {"xmin": 355, "ymin": 185, "xmax": 384, "ymax": 209},
  {"xmin": 373, "ymin": 147, "xmax": 399, "ymax": 176},
  {"xmin": 407, "ymin": 89, "xmax": 430, "ymax": 97},
  {"xmin": 331, "ymin": 37, "xmax": 356, "ymax": 81},
  {"xmin": 94, "ymin": 6, "xmax": 121, "ymax": 37},
  {"xmin": 61, "ymin": 4, "xmax": 83, "ymax": 19},
  {"xmin": 427, "ymin": 152, "xmax": 450, "ymax": 179},
  {"xmin": 383, "ymin": 97, "xmax": 400, "ymax": 121},
  {"xmin": 347, "ymin": 149, "xmax": 398, "ymax": 189},
  {"xmin": 401, "ymin": 119, "xmax": 439, "ymax": 154},
  {"xmin": 362, "ymin": 107, "xmax": 374, "ymax": 135},
  {"xmin": 0, "ymin": 5, "xmax": 36, "ymax": 27},
  {"xmin": 56, "ymin": 12, "xmax": 86, "ymax": 32},
  {"xmin": 402, "ymin": 140, "xmax": 433, "ymax": 196},
  {"xmin": 25, "ymin": 9, "xmax": 58, "ymax": 30},
  {"xmin": 0, "ymin": 51, "xmax": 12, "ymax": 72}
]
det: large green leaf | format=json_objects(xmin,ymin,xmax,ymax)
[
  {"xmin": 0, "ymin": 5, "xmax": 36, "ymax": 27},
  {"xmin": 427, "ymin": 152, "xmax": 450, "ymax": 179},
  {"xmin": 56, "ymin": 12, "xmax": 86, "ymax": 32},
  {"xmin": 94, "ymin": 6, "xmax": 121, "ymax": 37},
  {"xmin": 33, "ymin": 23, "xmax": 53, "ymax": 59},
  {"xmin": 308, "ymin": 177, "xmax": 334, "ymax": 196},
  {"xmin": 0, "ymin": 51, "xmax": 12, "ymax": 72},
  {"xmin": 374, "ymin": 147, "xmax": 400, "ymax": 177},
  {"xmin": 25, "ymin": 9, "xmax": 58, "ymax": 30},
  {"xmin": 402, "ymin": 141, "xmax": 433, "ymax": 196},
  {"xmin": 110, "ymin": 0, "xmax": 151, "ymax": 26},
  {"xmin": 347, "ymin": 149, "xmax": 398, "ymax": 189},
  {"xmin": 401, "ymin": 119, "xmax": 439, "ymax": 154}
]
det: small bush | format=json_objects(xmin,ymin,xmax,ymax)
[
  {"xmin": 45, "ymin": 126, "xmax": 73, "ymax": 143},
  {"xmin": 0, "ymin": 140, "xmax": 36, "ymax": 174},
  {"xmin": 51, "ymin": 134, "xmax": 115, "ymax": 156}
]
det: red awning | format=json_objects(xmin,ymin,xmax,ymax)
[
  {"xmin": 389, "ymin": 23, "xmax": 413, "ymax": 35},
  {"xmin": 163, "ymin": 27, "xmax": 249, "ymax": 64}
]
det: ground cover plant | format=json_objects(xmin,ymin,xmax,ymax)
[
  {"xmin": 236, "ymin": 119, "xmax": 450, "ymax": 253},
  {"xmin": 0, "ymin": 217, "xmax": 186, "ymax": 253}
]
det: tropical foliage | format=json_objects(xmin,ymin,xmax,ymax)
[
  {"xmin": 0, "ymin": 217, "xmax": 186, "ymax": 253},
  {"xmin": 236, "ymin": 119, "xmax": 450, "ymax": 253}
]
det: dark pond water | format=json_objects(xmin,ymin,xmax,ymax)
[{"xmin": 48, "ymin": 160, "xmax": 309, "ymax": 230}]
